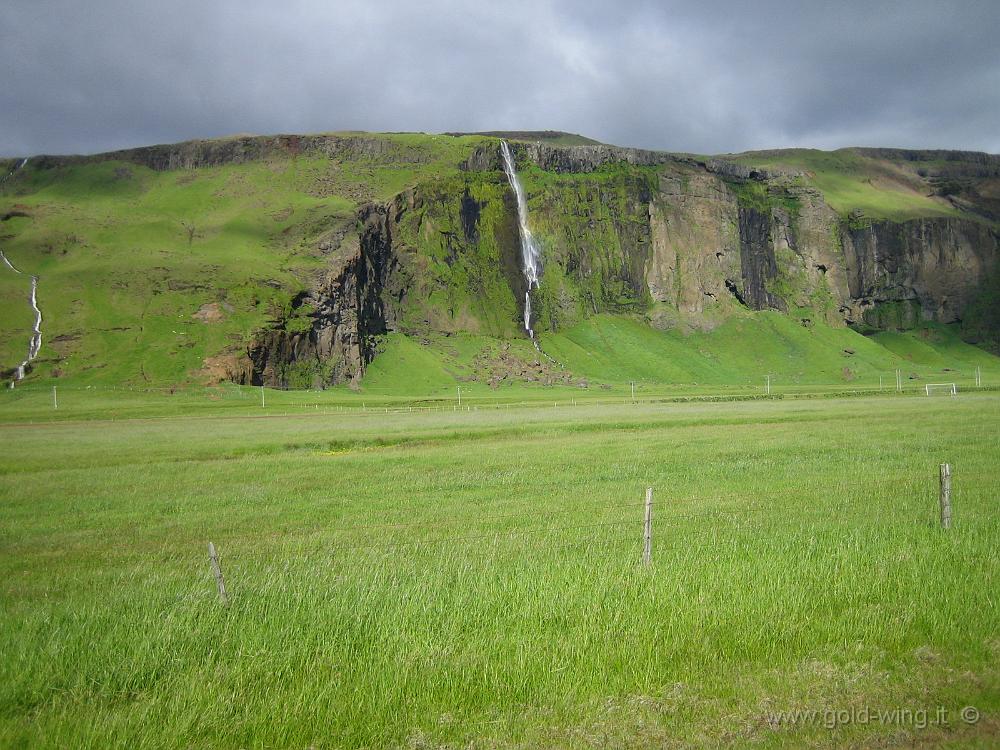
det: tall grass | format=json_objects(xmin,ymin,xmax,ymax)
[{"xmin": 1, "ymin": 395, "xmax": 998, "ymax": 747}]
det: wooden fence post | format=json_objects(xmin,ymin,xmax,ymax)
[
  {"xmin": 939, "ymin": 464, "xmax": 952, "ymax": 529},
  {"xmin": 643, "ymin": 487, "xmax": 653, "ymax": 566},
  {"xmin": 208, "ymin": 542, "xmax": 229, "ymax": 604}
]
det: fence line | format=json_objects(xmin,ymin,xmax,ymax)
[
  {"xmin": 208, "ymin": 504, "xmax": 955, "ymax": 582},
  {"xmin": 315, "ymin": 499, "xmax": 853, "ymax": 539},
  {"xmin": 298, "ymin": 496, "xmax": 718, "ymax": 536},
  {"xmin": 286, "ymin": 484, "xmax": 921, "ymax": 532},
  {"xmin": 225, "ymin": 501, "xmax": 940, "ymax": 559},
  {"xmin": 203, "ymin": 467, "xmax": 965, "ymax": 605},
  {"xmin": 5, "ymin": 370, "xmax": 991, "ymax": 397},
  {"xmin": 5, "ymin": 381, "xmax": 994, "ymax": 412}
]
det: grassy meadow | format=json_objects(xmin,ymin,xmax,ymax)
[{"xmin": 2, "ymin": 391, "xmax": 998, "ymax": 748}]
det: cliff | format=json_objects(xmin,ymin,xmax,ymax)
[
  {"xmin": 226, "ymin": 138, "xmax": 997, "ymax": 386},
  {"xmin": 2, "ymin": 133, "xmax": 997, "ymax": 387}
]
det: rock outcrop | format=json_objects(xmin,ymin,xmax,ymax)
[
  {"xmin": 203, "ymin": 140, "xmax": 1000, "ymax": 385},
  {"xmin": 737, "ymin": 207, "xmax": 786, "ymax": 312},
  {"xmin": 840, "ymin": 218, "xmax": 999, "ymax": 327},
  {"xmin": 240, "ymin": 203, "xmax": 398, "ymax": 387}
]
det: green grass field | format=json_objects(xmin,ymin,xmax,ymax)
[{"xmin": 2, "ymin": 392, "xmax": 998, "ymax": 748}]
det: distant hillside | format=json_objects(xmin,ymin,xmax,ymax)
[
  {"xmin": 1, "ymin": 132, "xmax": 997, "ymax": 390},
  {"xmin": 722, "ymin": 147, "xmax": 1000, "ymax": 223}
]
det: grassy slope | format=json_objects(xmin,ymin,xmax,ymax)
[
  {"xmin": 727, "ymin": 148, "xmax": 964, "ymax": 221},
  {"xmin": 0, "ymin": 265, "xmax": 32, "ymax": 364},
  {"xmin": 2, "ymin": 160, "xmax": 333, "ymax": 380},
  {"xmin": 547, "ymin": 314, "xmax": 1000, "ymax": 386},
  {"xmin": 0, "ymin": 135, "xmax": 485, "ymax": 382},
  {"xmin": 1, "ymin": 395, "xmax": 997, "ymax": 747},
  {"xmin": 358, "ymin": 314, "xmax": 1000, "ymax": 397}
]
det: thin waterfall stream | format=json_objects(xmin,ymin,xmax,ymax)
[
  {"xmin": 1, "ymin": 157, "xmax": 28, "ymax": 184},
  {"xmin": 1, "ymin": 159, "xmax": 42, "ymax": 386},
  {"xmin": 500, "ymin": 140, "xmax": 542, "ymax": 349},
  {"xmin": 1, "ymin": 249, "xmax": 43, "ymax": 387}
]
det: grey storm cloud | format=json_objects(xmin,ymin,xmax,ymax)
[{"xmin": 2, "ymin": 0, "xmax": 998, "ymax": 157}]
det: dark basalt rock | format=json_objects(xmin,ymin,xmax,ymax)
[
  {"xmin": 460, "ymin": 189, "xmax": 482, "ymax": 243},
  {"xmin": 738, "ymin": 207, "xmax": 786, "ymax": 312},
  {"xmin": 841, "ymin": 217, "xmax": 1000, "ymax": 326},
  {"xmin": 243, "ymin": 202, "xmax": 399, "ymax": 387}
]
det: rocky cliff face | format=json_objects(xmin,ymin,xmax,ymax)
[
  {"xmin": 644, "ymin": 172, "xmax": 738, "ymax": 326},
  {"xmin": 229, "ymin": 140, "xmax": 1000, "ymax": 385},
  {"xmin": 736, "ymin": 207, "xmax": 785, "ymax": 312},
  {"xmin": 230, "ymin": 203, "xmax": 398, "ymax": 387},
  {"xmin": 233, "ymin": 173, "xmax": 524, "ymax": 387},
  {"xmin": 840, "ymin": 217, "xmax": 999, "ymax": 328}
]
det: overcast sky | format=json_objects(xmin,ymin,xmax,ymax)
[{"xmin": 3, "ymin": 0, "xmax": 998, "ymax": 156}]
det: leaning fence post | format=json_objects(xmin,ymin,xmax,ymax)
[
  {"xmin": 939, "ymin": 464, "xmax": 952, "ymax": 529},
  {"xmin": 207, "ymin": 542, "xmax": 229, "ymax": 604},
  {"xmin": 643, "ymin": 487, "xmax": 653, "ymax": 566}
]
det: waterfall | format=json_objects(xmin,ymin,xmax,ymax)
[
  {"xmin": 1, "ymin": 157, "xmax": 43, "ymax": 384},
  {"xmin": 1, "ymin": 250, "xmax": 42, "ymax": 387},
  {"xmin": 0, "ymin": 249, "xmax": 18, "ymax": 273},
  {"xmin": 500, "ymin": 141, "xmax": 542, "ymax": 346},
  {"xmin": 1, "ymin": 157, "xmax": 28, "ymax": 184}
]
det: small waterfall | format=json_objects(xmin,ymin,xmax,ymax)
[
  {"xmin": 1, "ymin": 157, "xmax": 28, "ymax": 184},
  {"xmin": 500, "ymin": 141, "xmax": 542, "ymax": 346},
  {"xmin": 0, "ymin": 249, "xmax": 18, "ymax": 273},
  {"xmin": 1, "ymin": 249, "xmax": 42, "ymax": 387}
]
